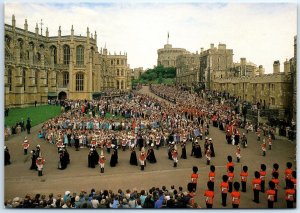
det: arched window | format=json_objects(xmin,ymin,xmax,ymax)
[
  {"xmin": 117, "ymin": 69, "xmax": 119, "ymax": 76},
  {"xmin": 22, "ymin": 68, "xmax": 26, "ymax": 91},
  {"xmin": 117, "ymin": 59, "xmax": 119, "ymax": 65},
  {"xmin": 46, "ymin": 71, "xmax": 48, "ymax": 85},
  {"xmin": 76, "ymin": 73, "xmax": 84, "ymax": 91},
  {"xmin": 63, "ymin": 72, "xmax": 69, "ymax": 87},
  {"xmin": 121, "ymin": 81, "xmax": 124, "ymax": 89},
  {"xmin": 63, "ymin": 45, "xmax": 70, "ymax": 65},
  {"xmin": 7, "ymin": 69, "xmax": 12, "ymax": 91},
  {"xmin": 76, "ymin": 45, "xmax": 84, "ymax": 65},
  {"xmin": 91, "ymin": 47, "xmax": 94, "ymax": 64}
]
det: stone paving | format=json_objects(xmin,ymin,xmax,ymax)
[{"xmin": 4, "ymin": 86, "xmax": 296, "ymax": 208}]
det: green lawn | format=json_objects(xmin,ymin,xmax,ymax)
[{"xmin": 5, "ymin": 105, "xmax": 61, "ymax": 127}]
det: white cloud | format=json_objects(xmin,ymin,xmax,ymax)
[{"xmin": 4, "ymin": 1, "xmax": 297, "ymax": 73}]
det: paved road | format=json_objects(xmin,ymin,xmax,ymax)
[{"xmin": 4, "ymin": 86, "xmax": 296, "ymax": 208}]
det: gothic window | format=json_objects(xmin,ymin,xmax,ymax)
[
  {"xmin": 91, "ymin": 47, "xmax": 94, "ymax": 64},
  {"xmin": 22, "ymin": 69, "xmax": 26, "ymax": 91},
  {"xmin": 50, "ymin": 46, "xmax": 57, "ymax": 64},
  {"xmin": 7, "ymin": 69, "xmax": 12, "ymax": 91},
  {"xmin": 117, "ymin": 59, "xmax": 119, "ymax": 65},
  {"xmin": 63, "ymin": 45, "xmax": 70, "ymax": 64},
  {"xmin": 76, "ymin": 73, "xmax": 84, "ymax": 91},
  {"xmin": 46, "ymin": 71, "xmax": 48, "ymax": 85},
  {"xmin": 121, "ymin": 80, "xmax": 124, "ymax": 89},
  {"xmin": 111, "ymin": 60, "xmax": 113, "ymax": 65},
  {"xmin": 76, "ymin": 45, "xmax": 84, "ymax": 65},
  {"xmin": 117, "ymin": 69, "xmax": 119, "ymax": 76},
  {"xmin": 18, "ymin": 39, "xmax": 24, "ymax": 59},
  {"xmin": 37, "ymin": 52, "xmax": 41, "ymax": 62},
  {"xmin": 63, "ymin": 72, "xmax": 69, "ymax": 87},
  {"xmin": 35, "ymin": 70, "xmax": 38, "ymax": 85}
]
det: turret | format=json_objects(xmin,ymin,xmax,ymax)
[
  {"xmin": 71, "ymin": 25, "xmax": 74, "ymax": 36},
  {"xmin": 273, "ymin": 60, "xmax": 280, "ymax": 74},
  {"xmin": 24, "ymin": 19, "xmax": 28, "ymax": 31},
  {"xmin": 240, "ymin": 58, "xmax": 246, "ymax": 76},
  {"xmin": 12, "ymin": 14, "xmax": 16, "ymax": 27},
  {"xmin": 201, "ymin": 47, "xmax": 204, "ymax": 52},
  {"xmin": 210, "ymin": 43, "xmax": 214, "ymax": 49},
  {"xmin": 94, "ymin": 31, "xmax": 97, "ymax": 43},
  {"xmin": 86, "ymin": 27, "xmax": 90, "ymax": 40},
  {"xmin": 35, "ymin": 23, "xmax": 39, "ymax": 35},
  {"xmin": 46, "ymin": 27, "xmax": 49, "ymax": 37},
  {"xmin": 58, "ymin": 26, "xmax": 61, "ymax": 37}
]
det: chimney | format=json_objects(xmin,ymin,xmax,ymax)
[
  {"xmin": 284, "ymin": 59, "xmax": 290, "ymax": 75},
  {"xmin": 273, "ymin": 60, "xmax": 280, "ymax": 74},
  {"xmin": 258, "ymin": 65, "xmax": 264, "ymax": 76}
]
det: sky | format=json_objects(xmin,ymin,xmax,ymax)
[{"xmin": 4, "ymin": 0, "xmax": 297, "ymax": 73}]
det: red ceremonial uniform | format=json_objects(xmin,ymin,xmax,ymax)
[
  {"xmin": 231, "ymin": 191, "xmax": 240, "ymax": 205},
  {"xmin": 267, "ymin": 189, "xmax": 276, "ymax": 201},
  {"xmin": 240, "ymin": 171, "xmax": 248, "ymax": 182},
  {"xmin": 208, "ymin": 172, "xmax": 215, "ymax": 182},
  {"xmin": 220, "ymin": 181, "xmax": 229, "ymax": 194},
  {"xmin": 204, "ymin": 190, "xmax": 214, "ymax": 205},
  {"xmin": 252, "ymin": 178, "xmax": 262, "ymax": 190}
]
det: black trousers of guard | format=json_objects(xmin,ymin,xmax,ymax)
[
  {"xmin": 287, "ymin": 200, "xmax": 294, "ymax": 208},
  {"xmin": 241, "ymin": 181, "xmax": 246, "ymax": 192},
  {"xmin": 253, "ymin": 189, "xmax": 260, "ymax": 203},
  {"xmin": 232, "ymin": 204, "xmax": 239, "ymax": 208},
  {"xmin": 261, "ymin": 180, "xmax": 265, "ymax": 192},
  {"xmin": 268, "ymin": 200, "xmax": 274, "ymax": 208},
  {"xmin": 221, "ymin": 193, "xmax": 227, "ymax": 206}
]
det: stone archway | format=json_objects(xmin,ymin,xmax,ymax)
[{"xmin": 58, "ymin": 91, "xmax": 67, "ymax": 100}]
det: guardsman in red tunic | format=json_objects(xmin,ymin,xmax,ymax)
[
  {"xmin": 252, "ymin": 171, "xmax": 261, "ymax": 203},
  {"xmin": 226, "ymin": 155, "xmax": 234, "ymax": 172},
  {"xmin": 240, "ymin": 166, "xmax": 248, "ymax": 192},
  {"xmin": 236, "ymin": 145, "xmax": 241, "ymax": 163},
  {"xmin": 171, "ymin": 145, "xmax": 178, "ymax": 167},
  {"xmin": 191, "ymin": 166, "xmax": 199, "ymax": 191},
  {"xmin": 22, "ymin": 137, "xmax": 30, "ymax": 155},
  {"xmin": 36, "ymin": 156, "xmax": 45, "ymax": 176},
  {"xmin": 271, "ymin": 172, "xmax": 279, "ymax": 202},
  {"xmin": 139, "ymin": 147, "xmax": 147, "ymax": 171},
  {"xmin": 285, "ymin": 162, "xmax": 293, "ymax": 189},
  {"xmin": 261, "ymin": 139, "xmax": 266, "ymax": 156},
  {"xmin": 228, "ymin": 166, "xmax": 234, "ymax": 193},
  {"xmin": 208, "ymin": 165, "xmax": 215, "ymax": 191},
  {"xmin": 231, "ymin": 182, "xmax": 241, "ymax": 208},
  {"xmin": 267, "ymin": 135, "xmax": 272, "ymax": 150},
  {"xmin": 285, "ymin": 180, "xmax": 295, "ymax": 208},
  {"xmin": 220, "ymin": 175, "xmax": 229, "ymax": 207},
  {"xmin": 204, "ymin": 181, "xmax": 214, "ymax": 208},
  {"xmin": 266, "ymin": 181, "xmax": 276, "ymax": 208},
  {"xmin": 98, "ymin": 150, "xmax": 106, "ymax": 173},
  {"xmin": 260, "ymin": 164, "xmax": 267, "ymax": 193}
]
